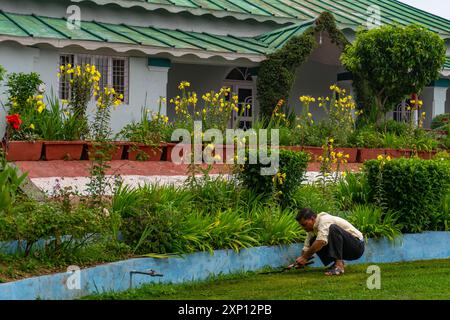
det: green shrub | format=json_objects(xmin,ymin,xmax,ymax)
[
  {"xmin": 364, "ymin": 158, "xmax": 450, "ymax": 232},
  {"xmin": 0, "ymin": 154, "xmax": 28, "ymax": 212},
  {"xmin": 249, "ymin": 207, "xmax": 305, "ymax": 246},
  {"xmin": 344, "ymin": 205, "xmax": 402, "ymax": 240},
  {"xmin": 290, "ymin": 184, "xmax": 338, "ymax": 214},
  {"xmin": 238, "ymin": 149, "xmax": 309, "ymax": 203},
  {"xmin": 333, "ymin": 172, "xmax": 370, "ymax": 210},
  {"xmin": 0, "ymin": 201, "xmax": 113, "ymax": 256},
  {"xmin": 431, "ymin": 113, "xmax": 450, "ymax": 130}
]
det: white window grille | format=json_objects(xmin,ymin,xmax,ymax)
[{"xmin": 58, "ymin": 54, "xmax": 129, "ymax": 103}]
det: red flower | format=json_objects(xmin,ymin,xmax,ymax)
[{"xmin": 6, "ymin": 114, "xmax": 22, "ymax": 130}]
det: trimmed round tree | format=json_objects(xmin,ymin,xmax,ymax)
[{"xmin": 341, "ymin": 24, "xmax": 446, "ymax": 124}]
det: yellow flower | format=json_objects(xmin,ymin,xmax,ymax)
[
  {"xmin": 377, "ymin": 155, "xmax": 384, "ymax": 161},
  {"xmin": 29, "ymin": 124, "xmax": 35, "ymax": 130},
  {"xmin": 37, "ymin": 105, "xmax": 45, "ymax": 113}
]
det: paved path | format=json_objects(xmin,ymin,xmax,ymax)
[{"xmin": 15, "ymin": 161, "xmax": 363, "ymax": 196}]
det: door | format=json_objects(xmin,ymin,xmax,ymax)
[{"xmin": 223, "ymin": 82, "xmax": 254, "ymax": 130}]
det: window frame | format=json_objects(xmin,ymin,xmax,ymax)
[{"xmin": 58, "ymin": 53, "xmax": 129, "ymax": 104}]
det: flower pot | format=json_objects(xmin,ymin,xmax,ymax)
[
  {"xmin": 87, "ymin": 142, "xmax": 126, "ymax": 160},
  {"xmin": 127, "ymin": 143, "xmax": 164, "ymax": 161},
  {"xmin": 44, "ymin": 141, "xmax": 85, "ymax": 161},
  {"xmin": 301, "ymin": 146, "xmax": 323, "ymax": 162},
  {"xmin": 416, "ymin": 150, "xmax": 437, "ymax": 160},
  {"xmin": 357, "ymin": 148, "xmax": 386, "ymax": 163},
  {"xmin": 279, "ymin": 146, "xmax": 303, "ymax": 152},
  {"xmin": 166, "ymin": 143, "xmax": 204, "ymax": 163},
  {"xmin": 334, "ymin": 148, "xmax": 358, "ymax": 163},
  {"xmin": 3, "ymin": 141, "xmax": 43, "ymax": 161},
  {"xmin": 384, "ymin": 148, "xmax": 412, "ymax": 159}
]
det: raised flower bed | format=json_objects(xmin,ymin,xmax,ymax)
[
  {"xmin": 87, "ymin": 142, "xmax": 127, "ymax": 161},
  {"xmin": 3, "ymin": 141, "xmax": 43, "ymax": 161},
  {"xmin": 126, "ymin": 143, "xmax": 164, "ymax": 161},
  {"xmin": 44, "ymin": 141, "xmax": 85, "ymax": 161}
]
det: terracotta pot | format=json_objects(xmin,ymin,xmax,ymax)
[
  {"xmin": 87, "ymin": 142, "xmax": 126, "ymax": 160},
  {"xmin": 209, "ymin": 144, "xmax": 236, "ymax": 163},
  {"xmin": 127, "ymin": 143, "xmax": 164, "ymax": 161},
  {"xmin": 44, "ymin": 141, "xmax": 85, "ymax": 161},
  {"xmin": 416, "ymin": 150, "xmax": 437, "ymax": 160},
  {"xmin": 357, "ymin": 148, "xmax": 386, "ymax": 163},
  {"xmin": 384, "ymin": 148, "xmax": 412, "ymax": 159},
  {"xmin": 279, "ymin": 146, "xmax": 303, "ymax": 152},
  {"xmin": 166, "ymin": 143, "xmax": 205, "ymax": 163},
  {"xmin": 334, "ymin": 147, "xmax": 358, "ymax": 163},
  {"xmin": 3, "ymin": 141, "xmax": 43, "ymax": 161},
  {"xmin": 301, "ymin": 146, "xmax": 323, "ymax": 162}
]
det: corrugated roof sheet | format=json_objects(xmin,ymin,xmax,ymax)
[
  {"xmin": 0, "ymin": 11, "xmax": 268, "ymax": 57},
  {"xmin": 445, "ymin": 56, "xmax": 450, "ymax": 70},
  {"xmin": 75, "ymin": 0, "xmax": 450, "ymax": 37}
]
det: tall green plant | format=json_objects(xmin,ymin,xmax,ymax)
[{"xmin": 342, "ymin": 24, "xmax": 446, "ymax": 124}]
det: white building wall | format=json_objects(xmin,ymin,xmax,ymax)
[
  {"xmin": 166, "ymin": 63, "xmax": 232, "ymax": 120},
  {"xmin": 288, "ymin": 59, "xmax": 340, "ymax": 121},
  {"xmin": 0, "ymin": 42, "xmax": 170, "ymax": 136}
]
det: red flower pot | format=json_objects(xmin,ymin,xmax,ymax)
[
  {"xmin": 357, "ymin": 148, "xmax": 386, "ymax": 163},
  {"xmin": 384, "ymin": 149, "xmax": 412, "ymax": 159},
  {"xmin": 279, "ymin": 146, "xmax": 303, "ymax": 152},
  {"xmin": 166, "ymin": 143, "xmax": 204, "ymax": 163},
  {"xmin": 87, "ymin": 142, "xmax": 126, "ymax": 160},
  {"xmin": 127, "ymin": 143, "xmax": 164, "ymax": 161},
  {"xmin": 416, "ymin": 150, "xmax": 437, "ymax": 160},
  {"xmin": 44, "ymin": 141, "xmax": 85, "ymax": 161},
  {"xmin": 334, "ymin": 147, "xmax": 358, "ymax": 163},
  {"xmin": 3, "ymin": 141, "xmax": 43, "ymax": 161},
  {"xmin": 301, "ymin": 146, "xmax": 323, "ymax": 162}
]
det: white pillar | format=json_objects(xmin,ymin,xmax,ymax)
[
  {"xmin": 147, "ymin": 65, "xmax": 170, "ymax": 115},
  {"xmin": 431, "ymin": 86, "xmax": 448, "ymax": 119}
]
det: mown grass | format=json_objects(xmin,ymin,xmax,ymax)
[{"xmin": 86, "ymin": 259, "xmax": 450, "ymax": 300}]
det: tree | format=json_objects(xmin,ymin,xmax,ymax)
[{"xmin": 341, "ymin": 24, "xmax": 446, "ymax": 124}]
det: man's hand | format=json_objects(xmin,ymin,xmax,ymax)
[{"xmin": 295, "ymin": 256, "xmax": 309, "ymax": 266}]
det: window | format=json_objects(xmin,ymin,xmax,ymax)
[{"xmin": 58, "ymin": 54, "xmax": 129, "ymax": 103}]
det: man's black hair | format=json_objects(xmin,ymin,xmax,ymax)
[{"xmin": 296, "ymin": 208, "xmax": 317, "ymax": 222}]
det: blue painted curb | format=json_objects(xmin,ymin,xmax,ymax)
[{"xmin": 0, "ymin": 231, "xmax": 449, "ymax": 300}]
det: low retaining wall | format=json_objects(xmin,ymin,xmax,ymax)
[{"xmin": 0, "ymin": 231, "xmax": 449, "ymax": 300}]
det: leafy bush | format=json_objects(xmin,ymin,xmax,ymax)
[
  {"xmin": 333, "ymin": 172, "xmax": 370, "ymax": 210},
  {"xmin": 6, "ymin": 72, "xmax": 43, "ymax": 114},
  {"xmin": 0, "ymin": 154, "xmax": 27, "ymax": 212},
  {"xmin": 364, "ymin": 158, "xmax": 450, "ymax": 232},
  {"xmin": 344, "ymin": 205, "xmax": 402, "ymax": 240},
  {"xmin": 249, "ymin": 207, "xmax": 305, "ymax": 246},
  {"xmin": 238, "ymin": 149, "xmax": 309, "ymax": 203},
  {"xmin": 431, "ymin": 113, "xmax": 450, "ymax": 130},
  {"xmin": 290, "ymin": 184, "xmax": 338, "ymax": 214},
  {"xmin": 0, "ymin": 201, "xmax": 114, "ymax": 256}
]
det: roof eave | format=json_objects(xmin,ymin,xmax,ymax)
[{"xmin": 0, "ymin": 35, "xmax": 267, "ymax": 63}]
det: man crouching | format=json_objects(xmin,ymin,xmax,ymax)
[{"xmin": 294, "ymin": 208, "xmax": 365, "ymax": 276}]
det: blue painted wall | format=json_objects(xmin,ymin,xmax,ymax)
[{"xmin": 0, "ymin": 232, "xmax": 449, "ymax": 300}]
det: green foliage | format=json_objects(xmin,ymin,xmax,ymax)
[
  {"xmin": 333, "ymin": 172, "xmax": 370, "ymax": 211},
  {"xmin": 344, "ymin": 205, "xmax": 402, "ymax": 240},
  {"xmin": 364, "ymin": 158, "xmax": 450, "ymax": 232},
  {"xmin": 0, "ymin": 201, "xmax": 115, "ymax": 257},
  {"xmin": 6, "ymin": 72, "xmax": 43, "ymax": 114},
  {"xmin": 238, "ymin": 149, "xmax": 309, "ymax": 203},
  {"xmin": 257, "ymin": 12, "xmax": 348, "ymax": 117},
  {"xmin": 249, "ymin": 207, "xmax": 305, "ymax": 246},
  {"xmin": 0, "ymin": 65, "xmax": 5, "ymax": 83},
  {"xmin": 118, "ymin": 107, "xmax": 172, "ymax": 145},
  {"xmin": 290, "ymin": 184, "xmax": 338, "ymax": 214},
  {"xmin": 342, "ymin": 24, "xmax": 446, "ymax": 124},
  {"xmin": 431, "ymin": 113, "xmax": 450, "ymax": 130},
  {"xmin": 0, "ymin": 153, "xmax": 28, "ymax": 212}
]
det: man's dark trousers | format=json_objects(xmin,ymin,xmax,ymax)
[{"xmin": 311, "ymin": 224, "xmax": 365, "ymax": 266}]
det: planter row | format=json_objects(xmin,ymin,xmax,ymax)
[
  {"xmin": 2, "ymin": 141, "xmax": 171, "ymax": 162},
  {"xmin": 279, "ymin": 146, "xmax": 437, "ymax": 162},
  {"xmin": 1, "ymin": 141, "xmax": 439, "ymax": 162}
]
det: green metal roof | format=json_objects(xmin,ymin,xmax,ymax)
[
  {"xmin": 445, "ymin": 57, "xmax": 450, "ymax": 70},
  {"xmin": 75, "ymin": 0, "xmax": 450, "ymax": 37},
  {"xmin": 255, "ymin": 20, "xmax": 315, "ymax": 50},
  {"xmin": 0, "ymin": 11, "xmax": 268, "ymax": 58}
]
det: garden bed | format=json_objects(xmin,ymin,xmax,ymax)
[{"xmin": 1, "ymin": 232, "xmax": 450, "ymax": 300}]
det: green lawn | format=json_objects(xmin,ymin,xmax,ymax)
[{"xmin": 88, "ymin": 259, "xmax": 450, "ymax": 300}]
